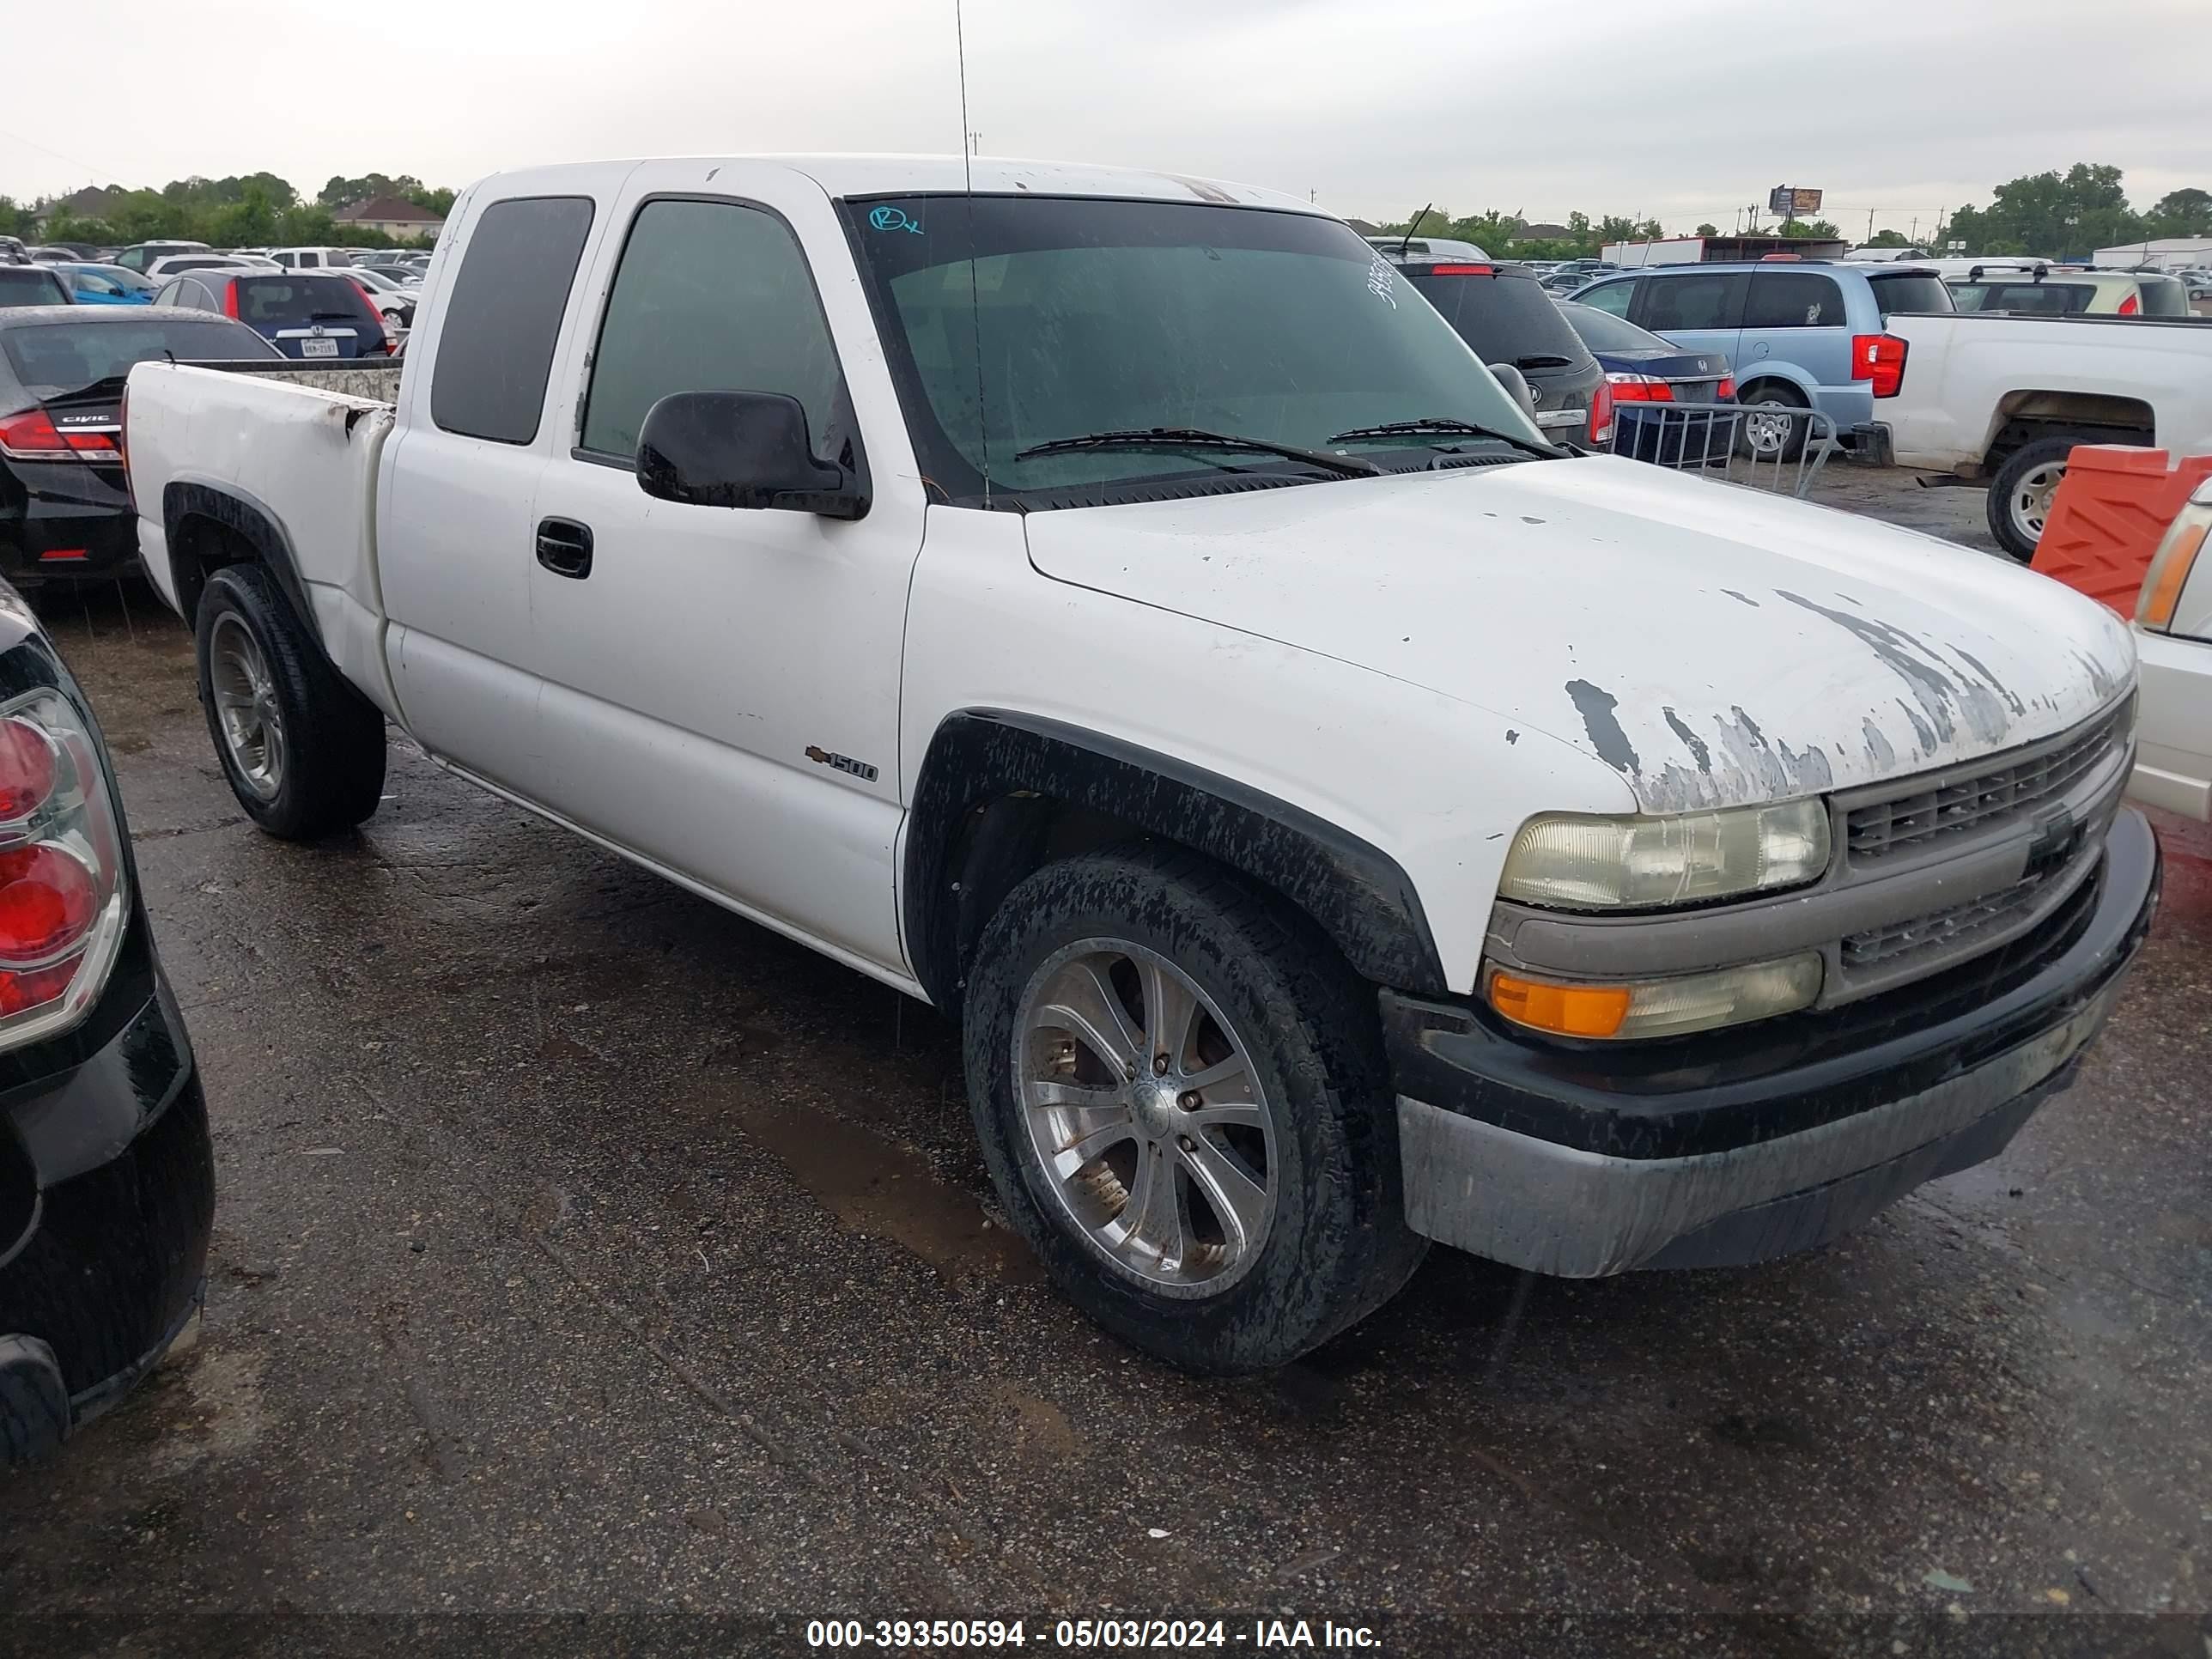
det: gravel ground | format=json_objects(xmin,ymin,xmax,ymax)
[{"xmin": 1, "ymin": 471, "xmax": 2205, "ymax": 1659}]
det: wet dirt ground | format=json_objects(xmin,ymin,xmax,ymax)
[{"xmin": 2, "ymin": 472, "xmax": 2207, "ymax": 1658}]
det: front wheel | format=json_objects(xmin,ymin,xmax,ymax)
[
  {"xmin": 1986, "ymin": 436, "xmax": 2078, "ymax": 562},
  {"xmin": 195, "ymin": 563, "xmax": 387, "ymax": 840},
  {"xmin": 963, "ymin": 848, "xmax": 1426, "ymax": 1373}
]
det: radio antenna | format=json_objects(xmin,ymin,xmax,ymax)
[
  {"xmin": 1399, "ymin": 203, "xmax": 1431, "ymax": 258},
  {"xmin": 956, "ymin": 0, "xmax": 990, "ymax": 507}
]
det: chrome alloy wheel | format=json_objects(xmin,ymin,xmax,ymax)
[
  {"xmin": 2010, "ymin": 459, "xmax": 2066, "ymax": 548},
  {"xmin": 209, "ymin": 614, "xmax": 285, "ymax": 800},
  {"xmin": 1013, "ymin": 939, "xmax": 1277, "ymax": 1297},
  {"xmin": 1742, "ymin": 403, "xmax": 1796, "ymax": 455}
]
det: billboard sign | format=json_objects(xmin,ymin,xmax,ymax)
[{"xmin": 1768, "ymin": 186, "xmax": 1824, "ymax": 216}]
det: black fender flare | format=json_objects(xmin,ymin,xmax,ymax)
[
  {"xmin": 159, "ymin": 479, "xmax": 322, "ymax": 646},
  {"xmin": 902, "ymin": 710, "xmax": 1446, "ymax": 1007}
]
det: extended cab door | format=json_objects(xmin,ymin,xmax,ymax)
[
  {"xmin": 377, "ymin": 183, "xmax": 611, "ymax": 791},
  {"xmin": 520, "ymin": 162, "xmax": 926, "ymax": 976}
]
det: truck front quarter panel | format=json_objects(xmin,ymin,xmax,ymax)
[{"xmin": 896, "ymin": 507, "xmax": 1635, "ymax": 1004}]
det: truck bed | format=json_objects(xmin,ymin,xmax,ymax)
[{"xmin": 127, "ymin": 361, "xmax": 401, "ymax": 714}]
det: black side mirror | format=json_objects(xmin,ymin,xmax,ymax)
[{"xmin": 636, "ymin": 391, "xmax": 867, "ymax": 520}]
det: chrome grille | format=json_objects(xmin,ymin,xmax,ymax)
[
  {"xmin": 1845, "ymin": 701, "xmax": 2129, "ymax": 862},
  {"xmin": 1842, "ymin": 871, "xmax": 2051, "ymax": 969}
]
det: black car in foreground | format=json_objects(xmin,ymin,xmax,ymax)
[
  {"xmin": 1379, "ymin": 252, "xmax": 1612, "ymax": 446},
  {"xmin": 0, "ymin": 307, "xmax": 280, "ymax": 588},
  {"xmin": 0, "ymin": 582, "xmax": 212, "ymax": 1463}
]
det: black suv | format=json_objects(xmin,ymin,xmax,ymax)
[{"xmin": 1381, "ymin": 252, "xmax": 1609, "ymax": 444}]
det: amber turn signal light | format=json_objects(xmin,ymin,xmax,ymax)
[{"xmin": 1486, "ymin": 971, "xmax": 1632, "ymax": 1038}]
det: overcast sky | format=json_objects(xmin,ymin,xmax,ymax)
[{"xmin": 3, "ymin": 0, "xmax": 2206, "ymax": 237}]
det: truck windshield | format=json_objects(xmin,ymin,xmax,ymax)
[{"xmin": 841, "ymin": 194, "xmax": 1549, "ymax": 507}]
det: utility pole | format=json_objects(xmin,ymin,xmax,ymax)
[{"xmin": 1867, "ymin": 207, "xmax": 1875, "ymax": 242}]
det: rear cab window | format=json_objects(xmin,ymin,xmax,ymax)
[{"xmin": 430, "ymin": 195, "xmax": 596, "ymax": 445}]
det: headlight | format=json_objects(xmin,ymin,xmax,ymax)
[{"xmin": 1499, "ymin": 799, "xmax": 1830, "ymax": 910}]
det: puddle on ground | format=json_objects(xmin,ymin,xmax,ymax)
[{"xmin": 746, "ymin": 1105, "xmax": 1045, "ymax": 1288}]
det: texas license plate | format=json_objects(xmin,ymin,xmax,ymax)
[{"xmin": 299, "ymin": 337, "xmax": 340, "ymax": 358}]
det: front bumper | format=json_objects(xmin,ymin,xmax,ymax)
[
  {"xmin": 0, "ymin": 913, "xmax": 213, "ymax": 1465},
  {"xmin": 1384, "ymin": 807, "xmax": 2160, "ymax": 1277}
]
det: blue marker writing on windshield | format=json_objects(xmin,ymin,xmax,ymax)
[{"xmin": 869, "ymin": 205, "xmax": 924, "ymax": 234}]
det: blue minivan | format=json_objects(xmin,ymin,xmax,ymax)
[{"xmin": 1568, "ymin": 262, "xmax": 1952, "ymax": 458}]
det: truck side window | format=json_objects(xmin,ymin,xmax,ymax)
[
  {"xmin": 429, "ymin": 194, "xmax": 595, "ymax": 446},
  {"xmin": 1744, "ymin": 271, "xmax": 1846, "ymax": 329},
  {"xmin": 579, "ymin": 198, "xmax": 844, "ymax": 464}
]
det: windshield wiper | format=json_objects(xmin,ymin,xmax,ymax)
[
  {"xmin": 1326, "ymin": 417, "xmax": 1562, "ymax": 460},
  {"xmin": 1012, "ymin": 427, "xmax": 1379, "ymax": 477}
]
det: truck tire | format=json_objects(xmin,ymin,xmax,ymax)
[
  {"xmin": 1734, "ymin": 380, "xmax": 1809, "ymax": 464},
  {"xmin": 1987, "ymin": 436, "xmax": 2078, "ymax": 562},
  {"xmin": 963, "ymin": 847, "xmax": 1426, "ymax": 1374},
  {"xmin": 0, "ymin": 1336, "xmax": 70, "ymax": 1465},
  {"xmin": 194, "ymin": 563, "xmax": 386, "ymax": 840}
]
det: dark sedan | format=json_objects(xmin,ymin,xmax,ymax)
[
  {"xmin": 1384, "ymin": 254, "xmax": 1611, "ymax": 445},
  {"xmin": 0, "ymin": 309, "xmax": 280, "ymax": 587},
  {"xmin": 0, "ymin": 582, "xmax": 213, "ymax": 1463},
  {"xmin": 1557, "ymin": 300, "xmax": 1740, "ymax": 466}
]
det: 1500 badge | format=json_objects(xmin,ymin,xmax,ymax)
[{"xmin": 805, "ymin": 745, "xmax": 879, "ymax": 783}]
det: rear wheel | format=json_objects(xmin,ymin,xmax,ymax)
[
  {"xmin": 963, "ymin": 848, "xmax": 1426, "ymax": 1374},
  {"xmin": 1735, "ymin": 380, "xmax": 1809, "ymax": 463},
  {"xmin": 1986, "ymin": 435, "xmax": 2079, "ymax": 562},
  {"xmin": 195, "ymin": 563, "xmax": 386, "ymax": 840}
]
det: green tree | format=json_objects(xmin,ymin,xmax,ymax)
[
  {"xmin": 1863, "ymin": 228, "xmax": 1915, "ymax": 248},
  {"xmin": 1775, "ymin": 218, "xmax": 1841, "ymax": 240},
  {"xmin": 2145, "ymin": 187, "xmax": 2211, "ymax": 237},
  {"xmin": 1693, "ymin": 222, "xmax": 1719, "ymax": 237},
  {"xmin": 1947, "ymin": 163, "xmax": 2143, "ymax": 255}
]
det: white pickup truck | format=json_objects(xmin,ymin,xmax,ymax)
[
  {"xmin": 1875, "ymin": 310, "xmax": 2212, "ymax": 559},
  {"xmin": 123, "ymin": 157, "xmax": 2158, "ymax": 1371}
]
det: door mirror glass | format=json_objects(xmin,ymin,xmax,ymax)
[{"xmin": 636, "ymin": 390, "xmax": 868, "ymax": 520}]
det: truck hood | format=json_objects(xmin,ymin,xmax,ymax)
[{"xmin": 1022, "ymin": 456, "xmax": 2135, "ymax": 812}]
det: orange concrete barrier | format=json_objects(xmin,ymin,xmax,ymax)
[{"xmin": 2033, "ymin": 447, "xmax": 2212, "ymax": 614}]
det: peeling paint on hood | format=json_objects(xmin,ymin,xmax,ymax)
[{"xmin": 1021, "ymin": 455, "xmax": 2136, "ymax": 812}]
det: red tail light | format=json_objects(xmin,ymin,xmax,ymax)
[
  {"xmin": 222, "ymin": 278, "xmax": 240, "ymax": 319},
  {"xmin": 2118, "ymin": 293, "xmax": 2139, "ymax": 316},
  {"xmin": 1716, "ymin": 375, "xmax": 1736, "ymax": 399},
  {"xmin": 0, "ymin": 410, "xmax": 70, "ymax": 460},
  {"xmin": 1850, "ymin": 333, "xmax": 1908, "ymax": 398},
  {"xmin": 1586, "ymin": 380, "xmax": 1615, "ymax": 447},
  {"xmin": 1426, "ymin": 264, "xmax": 1496, "ymax": 276},
  {"xmin": 1605, "ymin": 373, "xmax": 1673, "ymax": 403},
  {"xmin": 0, "ymin": 695, "xmax": 127, "ymax": 1040}
]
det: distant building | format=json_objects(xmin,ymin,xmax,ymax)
[
  {"xmin": 2092, "ymin": 234, "xmax": 2212, "ymax": 270},
  {"xmin": 333, "ymin": 196, "xmax": 446, "ymax": 240},
  {"xmin": 1512, "ymin": 222, "xmax": 1572, "ymax": 242},
  {"xmin": 31, "ymin": 185, "xmax": 129, "ymax": 233},
  {"xmin": 1601, "ymin": 233, "xmax": 1850, "ymax": 266},
  {"xmin": 1342, "ymin": 217, "xmax": 1383, "ymax": 237}
]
